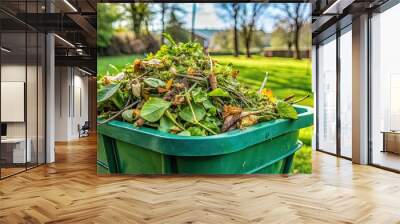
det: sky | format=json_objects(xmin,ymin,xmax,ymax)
[{"xmin": 117, "ymin": 3, "xmax": 311, "ymax": 33}]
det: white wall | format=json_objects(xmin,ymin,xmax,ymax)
[
  {"xmin": 54, "ymin": 67, "xmax": 89, "ymax": 141},
  {"xmin": 1, "ymin": 65, "xmax": 26, "ymax": 138},
  {"xmin": 55, "ymin": 67, "xmax": 70, "ymax": 141},
  {"xmin": 1, "ymin": 63, "xmax": 46, "ymax": 164}
]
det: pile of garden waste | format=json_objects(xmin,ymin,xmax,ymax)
[{"xmin": 97, "ymin": 34, "xmax": 306, "ymax": 136}]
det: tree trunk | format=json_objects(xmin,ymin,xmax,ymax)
[
  {"xmin": 144, "ymin": 19, "xmax": 150, "ymax": 35},
  {"xmin": 233, "ymin": 24, "xmax": 239, "ymax": 57},
  {"xmin": 233, "ymin": 16, "xmax": 239, "ymax": 57},
  {"xmin": 294, "ymin": 25, "xmax": 301, "ymax": 60},
  {"xmin": 131, "ymin": 4, "xmax": 141, "ymax": 37},
  {"xmin": 191, "ymin": 3, "xmax": 197, "ymax": 42},
  {"xmin": 245, "ymin": 22, "xmax": 254, "ymax": 58},
  {"xmin": 246, "ymin": 38, "xmax": 251, "ymax": 58},
  {"xmin": 233, "ymin": 4, "xmax": 239, "ymax": 57},
  {"xmin": 161, "ymin": 3, "xmax": 166, "ymax": 44},
  {"xmin": 287, "ymin": 42, "xmax": 292, "ymax": 57},
  {"xmin": 245, "ymin": 27, "xmax": 254, "ymax": 58},
  {"xmin": 233, "ymin": 19, "xmax": 239, "ymax": 57}
]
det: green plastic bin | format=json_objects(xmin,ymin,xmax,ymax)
[{"xmin": 97, "ymin": 105, "xmax": 313, "ymax": 174}]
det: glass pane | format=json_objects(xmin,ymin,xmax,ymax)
[
  {"xmin": 27, "ymin": 30, "xmax": 38, "ymax": 169},
  {"xmin": 38, "ymin": 33, "xmax": 45, "ymax": 165},
  {"xmin": 339, "ymin": 28, "xmax": 352, "ymax": 158},
  {"xmin": 317, "ymin": 36, "xmax": 337, "ymax": 154},
  {"xmin": 371, "ymin": 4, "xmax": 400, "ymax": 171},
  {"xmin": 1, "ymin": 30, "xmax": 27, "ymax": 177}
]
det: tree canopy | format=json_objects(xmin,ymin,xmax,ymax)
[{"xmin": 97, "ymin": 4, "xmax": 121, "ymax": 48}]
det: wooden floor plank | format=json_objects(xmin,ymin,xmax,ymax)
[{"xmin": 0, "ymin": 135, "xmax": 399, "ymax": 223}]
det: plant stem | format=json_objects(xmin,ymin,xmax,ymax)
[
  {"xmin": 175, "ymin": 73, "xmax": 207, "ymax": 82},
  {"xmin": 187, "ymin": 82, "xmax": 198, "ymax": 93},
  {"xmin": 184, "ymin": 94, "xmax": 217, "ymax": 135},
  {"xmin": 290, "ymin": 94, "xmax": 310, "ymax": 104},
  {"xmin": 197, "ymin": 122, "xmax": 217, "ymax": 135},
  {"xmin": 165, "ymin": 110, "xmax": 185, "ymax": 130},
  {"xmin": 98, "ymin": 99, "xmax": 139, "ymax": 125},
  {"xmin": 284, "ymin": 94, "xmax": 295, "ymax": 102},
  {"xmin": 258, "ymin": 72, "xmax": 268, "ymax": 93},
  {"xmin": 241, "ymin": 109, "xmax": 278, "ymax": 118}
]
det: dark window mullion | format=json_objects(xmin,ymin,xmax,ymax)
[
  {"xmin": 367, "ymin": 11, "xmax": 373, "ymax": 165},
  {"xmin": 25, "ymin": 0, "xmax": 28, "ymax": 171},
  {"xmin": 0, "ymin": 19, "xmax": 2, "ymax": 179},
  {"xmin": 315, "ymin": 44, "xmax": 319, "ymax": 151},
  {"xmin": 336, "ymin": 21, "xmax": 341, "ymax": 157},
  {"xmin": 36, "ymin": 0, "xmax": 39, "ymax": 167}
]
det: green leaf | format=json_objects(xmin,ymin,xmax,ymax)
[
  {"xmin": 200, "ymin": 117, "xmax": 221, "ymax": 133},
  {"xmin": 179, "ymin": 104, "xmax": 206, "ymax": 123},
  {"xmin": 276, "ymin": 100, "xmax": 298, "ymax": 119},
  {"xmin": 163, "ymin": 33, "xmax": 176, "ymax": 46},
  {"xmin": 165, "ymin": 110, "xmax": 177, "ymax": 121},
  {"xmin": 202, "ymin": 99, "xmax": 214, "ymax": 109},
  {"xmin": 192, "ymin": 87, "xmax": 208, "ymax": 103},
  {"xmin": 177, "ymin": 130, "xmax": 191, "ymax": 136},
  {"xmin": 97, "ymin": 83, "xmax": 121, "ymax": 103},
  {"xmin": 144, "ymin": 78, "xmax": 166, "ymax": 88},
  {"xmin": 108, "ymin": 64, "xmax": 119, "ymax": 73},
  {"xmin": 140, "ymin": 97, "xmax": 171, "ymax": 122},
  {"xmin": 111, "ymin": 91, "xmax": 125, "ymax": 110},
  {"xmin": 158, "ymin": 116, "xmax": 177, "ymax": 132},
  {"xmin": 122, "ymin": 109, "xmax": 134, "ymax": 123},
  {"xmin": 208, "ymin": 88, "xmax": 230, "ymax": 97},
  {"xmin": 203, "ymin": 100, "xmax": 217, "ymax": 116},
  {"xmin": 187, "ymin": 127, "xmax": 206, "ymax": 136},
  {"xmin": 165, "ymin": 110, "xmax": 184, "ymax": 130}
]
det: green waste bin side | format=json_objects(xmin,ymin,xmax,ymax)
[
  {"xmin": 97, "ymin": 161, "xmax": 110, "ymax": 174},
  {"xmin": 97, "ymin": 105, "xmax": 313, "ymax": 174},
  {"xmin": 97, "ymin": 133, "xmax": 110, "ymax": 174},
  {"xmin": 174, "ymin": 134, "xmax": 303, "ymax": 174},
  {"xmin": 97, "ymin": 132, "xmax": 302, "ymax": 174}
]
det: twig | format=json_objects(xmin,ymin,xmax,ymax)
[
  {"xmin": 223, "ymin": 86, "xmax": 252, "ymax": 107},
  {"xmin": 222, "ymin": 109, "xmax": 278, "ymax": 132},
  {"xmin": 284, "ymin": 94, "xmax": 295, "ymax": 102},
  {"xmin": 98, "ymin": 99, "xmax": 139, "ymax": 125},
  {"xmin": 258, "ymin": 72, "xmax": 269, "ymax": 93},
  {"xmin": 187, "ymin": 82, "xmax": 198, "ymax": 93},
  {"xmin": 241, "ymin": 108, "xmax": 278, "ymax": 118},
  {"xmin": 130, "ymin": 71, "xmax": 150, "ymax": 84},
  {"xmin": 290, "ymin": 94, "xmax": 310, "ymax": 104},
  {"xmin": 175, "ymin": 73, "xmax": 207, "ymax": 82},
  {"xmin": 208, "ymin": 53, "xmax": 213, "ymax": 73}
]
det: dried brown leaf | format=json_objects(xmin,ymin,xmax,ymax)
[
  {"xmin": 134, "ymin": 118, "xmax": 145, "ymax": 127},
  {"xmin": 172, "ymin": 95, "xmax": 185, "ymax": 106},
  {"xmin": 239, "ymin": 115, "xmax": 259, "ymax": 129},
  {"xmin": 223, "ymin": 105, "xmax": 243, "ymax": 118},
  {"xmin": 133, "ymin": 59, "xmax": 142, "ymax": 72}
]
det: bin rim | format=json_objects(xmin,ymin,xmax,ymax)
[
  {"xmin": 98, "ymin": 105, "xmax": 312, "ymax": 140},
  {"xmin": 97, "ymin": 105, "xmax": 313, "ymax": 156}
]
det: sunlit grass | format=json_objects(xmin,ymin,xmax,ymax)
[
  {"xmin": 215, "ymin": 55, "xmax": 312, "ymax": 107},
  {"xmin": 98, "ymin": 54, "xmax": 144, "ymax": 76}
]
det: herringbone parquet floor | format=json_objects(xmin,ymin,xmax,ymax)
[{"xmin": 1, "ymin": 135, "xmax": 400, "ymax": 224}]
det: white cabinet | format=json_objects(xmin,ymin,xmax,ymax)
[{"xmin": 1, "ymin": 138, "xmax": 32, "ymax": 163}]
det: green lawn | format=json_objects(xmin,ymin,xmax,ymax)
[
  {"xmin": 98, "ymin": 54, "xmax": 144, "ymax": 76},
  {"xmin": 215, "ymin": 56, "xmax": 312, "ymax": 107},
  {"xmin": 98, "ymin": 54, "xmax": 313, "ymax": 174}
]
